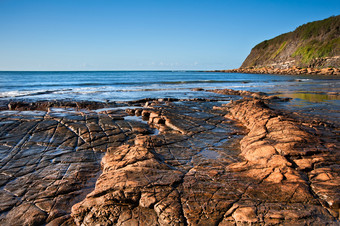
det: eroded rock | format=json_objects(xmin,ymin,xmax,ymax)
[
  {"xmin": 0, "ymin": 92, "xmax": 339, "ymax": 225},
  {"xmin": 0, "ymin": 106, "xmax": 152, "ymax": 225}
]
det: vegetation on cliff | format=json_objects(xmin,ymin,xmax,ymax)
[{"xmin": 241, "ymin": 15, "xmax": 340, "ymax": 69}]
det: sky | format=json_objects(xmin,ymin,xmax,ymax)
[{"xmin": 0, "ymin": 0, "xmax": 339, "ymax": 71}]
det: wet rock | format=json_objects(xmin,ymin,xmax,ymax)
[
  {"xmin": 221, "ymin": 96, "xmax": 340, "ymax": 222},
  {"xmin": 191, "ymin": 88, "xmax": 204, "ymax": 91},
  {"xmin": 2, "ymin": 203, "xmax": 48, "ymax": 226},
  {"xmin": 0, "ymin": 106, "xmax": 149, "ymax": 225},
  {"xmin": 1, "ymin": 94, "xmax": 339, "ymax": 225},
  {"xmin": 70, "ymin": 97, "xmax": 339, "ymax": 225},
  {"xmin": 70, "ymin": 100, "xmax": 248, "ymax": 225},
  {"xmin": 7, "ymin": 100, "xmax": 114, "ymax": 111}
]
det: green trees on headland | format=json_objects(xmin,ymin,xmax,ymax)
[{"xmin": 241, "ymin": 15, "xmax": 340, "ymax": 69}]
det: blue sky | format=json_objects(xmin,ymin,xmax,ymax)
[{"xmin": 0, "ymin": 0, "xmax": 339, "ymax": 71}]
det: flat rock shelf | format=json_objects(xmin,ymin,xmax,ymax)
[{"xmin": 0, "ymin": 89, "xmax": 339, "ymax": 225}]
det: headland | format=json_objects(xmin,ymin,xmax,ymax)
[{"xmin": 212, "ymin": 15, "xmax": 340, "ymax": 76}]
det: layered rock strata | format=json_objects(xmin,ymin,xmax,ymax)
[
  {"xmin": 0, "ymin": 91, "xmax": 339, "ymax": 225},
  {"xmin": 71, "ymin": 100, "xmax": 246, "ymax": 225},
  {"xmin": 72, "ymin": 94, "xmax": 339, "ymax": 225},
  {"xmin": 212, "ymin": 90, "xmax": 340, "ymax": 222}
]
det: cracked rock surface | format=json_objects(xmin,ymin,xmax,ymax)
[
  {"xmin": 0, "ymin": 90, "xmax": 339, "ymax": 225},
  {"xmin": 71, "ymin": 100, "xmax": 245, "ymax": 225},
  {"xmin": 0, "ymin": 105, "xmax": 151, "ymax": 225}
]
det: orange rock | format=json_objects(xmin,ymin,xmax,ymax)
[
  {"xmin": 232, "ymin": 206, "xmax": 258, "ymax": 223},
  {"xmin": 265, "ymin": 171, "xmax": 284, "ymax": 183}
]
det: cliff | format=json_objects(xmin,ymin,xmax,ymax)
[{"xmin": 241, "ymin": 15, "xmax": 340, "ymax": 69}]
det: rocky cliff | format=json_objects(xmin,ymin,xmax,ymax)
[{"xmin": 241, "ymin": 15, "xmax": 340, "ymax": 69}]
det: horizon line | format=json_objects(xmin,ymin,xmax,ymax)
[{"xmin": 0, "ymin": 69, "xmax": 222, "ymax": 72}]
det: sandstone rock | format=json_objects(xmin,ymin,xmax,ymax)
[
  {"xmin": 294, "ymin": 158, "xmax": 313, "ymax": 170},
  {"xmin": 0, "ymin": 94, "xmax": 339, "ymax": 225},
  {"xmin": 232, "ymin": 206, "xmax": 258, "ymax": 223},
  {"xmin": 0, "ymin": 106, "xmax": 153, "ymax": 225},
  {"xmin": 2, "ymin": 203, "xmax": 48, "ymax": 226}
]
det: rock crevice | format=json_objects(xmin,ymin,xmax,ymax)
[{"xmin": 0, "ymin": 93, "xmax": 338, "ymax": 225}]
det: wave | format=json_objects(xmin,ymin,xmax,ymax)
[
  {"xmin": 0, "ymin": 89, "xmax": 72, "ymax": 98},
  {"xmin": 0, "ymin": 87, "xmax": 179, "ymax": 98},
  {"xmin": 159, "ymin": 80, "xmax": 251, "ymax": 84},
  {"xmin": 1, "ymin": 80, "xmax": 256, "ymax": 89}
]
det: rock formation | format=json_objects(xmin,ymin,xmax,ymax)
[
  {"xmin": 211, "ymin": 15, "xmax": 340, "ymax": 75},
  {"xmin": 0, "ymin": 91, "xmax": 339, "ymax": 225},
  {"xmin": 213, "ymin": 66, "xmax": 340, "ymax": 75},
  {"xmin": 0, "ymin": 105, "xmax": 151, "ymax": 225},
  {"xmin": 241, "ymin": 15, "xmax": 340, "ymax": 69}
]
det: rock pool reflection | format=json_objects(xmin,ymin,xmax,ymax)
[{"xmin": 277, "ymin": 92, "xmax": 340, "ymax": 103}]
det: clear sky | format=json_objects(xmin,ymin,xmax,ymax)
[{"xmin": 0, "ymin": 0, "xmax": 339, "ymax": 71}]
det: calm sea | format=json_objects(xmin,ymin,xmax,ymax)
[{"xmin": 0, "ymin": 71, "xmax": 339, "ymax": 104}]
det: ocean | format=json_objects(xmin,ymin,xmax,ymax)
[{"xmin": 0, "ymin": 71, "xmax": 340, "ymax": 105}]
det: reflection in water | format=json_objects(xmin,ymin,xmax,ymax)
[
  {"xmin": 278, "ymin": 92, "xmax": 340, "ymax": 103},
  {"xmin": 198, "ymin": 149, "xmax": 220, "ymax": 159},
  {"xmin": 272, "ymin": 91, "xmax": 340, "ymax": 125}
]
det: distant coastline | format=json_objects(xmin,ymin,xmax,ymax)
[{"xmin": 208, "ymin": 66, "xmax": 340, "ymax": 76}]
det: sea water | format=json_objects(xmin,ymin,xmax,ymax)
[{"xmin": 0, "ymin": 71, "xmax": 339, "ymax": 105}]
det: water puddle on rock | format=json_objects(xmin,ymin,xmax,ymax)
[
  {"xmin": 94, "ymin": 106, "xmax": 144, "ymax": 113},
  {"xmin": 124, "ymin": 115, "xmax": 160, "ymax": 135},
  {"xmin": 217, "ymin": 100, "xmax": 231, "ymax": 105},
  {"xmin": 124, "ymin": 115, "xmax": 148, "ymax": 124},
  {"xmin": 198, "ymin": 149, "xmax": 220, "ymax": 160},
  {"xmin": 276, "ymin": 92, "xmax": 340, "ymax": 103},
  {"xmin": 210, "ymin": 127, "xmax": 227, "ymax": 133},
  {"xmin": 48, "ymin": 107, "xmax": 87, "ymax": 117},
  {"xmin": 151, "ymin": 128, "xmax": 160, "ymax": 136},
  {"xmin": 0, "ymin": 110, "xmax": 46, "ymax": 116},
  {"xmin": 0, "ymin": 121, "xmax": 15, "ymax": 125}
]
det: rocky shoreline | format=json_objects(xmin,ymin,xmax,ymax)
[
  {"xmin": 210, "ymin": 66, "xmax": 340, "ymax": 76},
  {"xmin": 0, "ymin": 89, "xmax": 339, "ymax": 225}
]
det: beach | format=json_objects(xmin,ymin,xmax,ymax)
[{"xmin": 0, "ymin": 71, "xmax": 339, "ymax": 225}]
